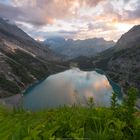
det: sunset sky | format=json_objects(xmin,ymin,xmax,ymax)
[{"xmin": 0, "ymin": 0, "xmax": 140, "ymax": 41}]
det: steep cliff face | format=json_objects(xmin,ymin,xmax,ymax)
[
  {"xmin": 0, "ymin": 18, "xmax": 67, "ymax": 97},
  {"xmin": 114, "ymin": 25, "xmax": 140, "ymax": 50},
  {"xmin": 106, "ymin": 25, "xmax": 140, "ymax": 90},
  {"xmin": 0, "ymin": 18, "xmax": 61, "ymax": 61},
  {"xmin": 107, "ymin": 45, "xmax": 140, "ymax": 90}
]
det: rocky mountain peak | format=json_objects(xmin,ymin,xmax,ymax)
[
  {"xmin": 0, "ymin": 17, "xmax": 33, "ymax": 41},
  {"xmin": 129, "ymin": 25, "xmax": 140, "ymax": 32},
  {"xmin": 115, "ymin": 25, "xmax": 140, "ymax": 49},
  {"xmin": 0, "ymin": 17, "xmax": 61, "ymax": 61}
]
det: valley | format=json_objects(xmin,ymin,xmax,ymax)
[
  {"xmin": 0, "ymin": 17, "xmax": 140, "ymax": 104},
  {"xmin": 0, "ymin": 0, "xmax": 140, "ymax": 138}
]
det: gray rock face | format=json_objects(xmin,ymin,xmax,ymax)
[
  {"xmin": 0, "ymin": 18, "xmax": 67, "ymax": 97},
  {"xmin": 0, "ymin": 18, "xmax": 61, "ymax": 61},
  {"xmin": 115, "ymin": 25, "xmax": 140, "ymax": 50},
  {"xmin": 107, "ymin": 45, "xmax": 140, "ymax": 90},
  {"xmin": 106, "ymin": 25, "xmax": 140, "ymax": 90}
]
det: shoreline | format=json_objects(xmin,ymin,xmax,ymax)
[
  {"xmin": 0, "ymin": 94, "xmax": 23, "ymax": 108},
  {"xmin": 0, "ymin": 79, "xmax": 43, "ymax": 108}
]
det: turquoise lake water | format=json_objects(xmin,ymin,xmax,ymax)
[{"xmin": 23, "ymin": 68, "xmax": 122, "ymax": 111}]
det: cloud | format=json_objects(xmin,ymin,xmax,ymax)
[
  {"xmin": 99, "ymin": 0, "xmax": 140, "ymax": 22},
  {"xmin": 57, "ymin": 30, "xmax": 78, "ymax": 34},
  {"xmin": 29, "ymin": 30, "xmax": 79, "ymax": 40},
  {"xmin": 0, "ymin": 0, "xmax": 106, "ymax": 26},
  {"xmin": 125, "ymin": 1, "xmax": 140, "ymax": 20},
  {"xmin": 0, "ymin": 0, "xmax": 139, "ymax": 41},
  {"xmin": 0, "ymin": 3, "xmax": 21, "ymax": 19},
  {"xmin": 0, "ymin": 3, "xmax": 54, "ymax": 26},
  {"xmin": 87, "ymin": 22, "xmax": 115, "ymax": 31},
  {"xmin": 83, "ymin": 0, "xmax": 106, "ymax": 6}
]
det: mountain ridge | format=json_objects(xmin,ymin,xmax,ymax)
[
  {"xmin": 44, "ymin": 36, "xmax": 115, "ymax": 59},
  {"xmin": 114, "ymin": 25, "xmax": 140, "ymax": 50},
  {"xmin": 0, "ymin": 18, "xmax": 61, "ymax": 61},
  {"xmin": 0, "ymin": 18, "xmax": 67, "ymax": 97}
]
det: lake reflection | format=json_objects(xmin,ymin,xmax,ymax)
[{"xmin": 23, "ymin": 68, "xmax": 114, "ymax": 111}]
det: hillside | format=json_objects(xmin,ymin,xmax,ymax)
[
  {"xmin": 106, "ymin": 25, "xmax": 140, "ymax": 90},
  {"xmin": 0, "ymin": 18, "xmax": 67, "ymax": 97},
  {"xmin": 0, "ymin": 88, "xmax": 140, "ymax": 139},
  {"xmin": 44, "ymin": 36, "xmax": 115, "ymax": 59},
  {"xmin": 0, "ymin": 18, "xmax": 61, "ymax": 61},
  {"xmin": 114, "ymin": 25, "xmax": 140, "ymax": 50}
]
